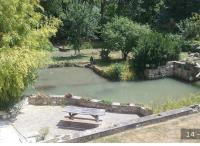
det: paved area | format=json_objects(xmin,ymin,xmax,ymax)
[
  {"xmin": 0, "ymin": 121, "xmax": 21, "ymax": 143},
  {"xmin": 90, "ymin": 112, "xmax": 200, "ymax": 143},
  {"xmin": 11, "ymin": 104, "xmax": 139, "ymax": 141}
]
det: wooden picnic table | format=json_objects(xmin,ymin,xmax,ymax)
[{"xmin": 64, "ymin": 106, "xmax": 105, "ymax": 122}]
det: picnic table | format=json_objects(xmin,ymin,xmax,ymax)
[{"xmin": 64, "ymin": 106, "xmax": 105, "ymax": 122}]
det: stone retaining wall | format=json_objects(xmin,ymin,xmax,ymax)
[
  {"xmin": 144, "ymin": 62, "xmax": 174, "ymax": 79},
  {"xmin": 144, "ymin": 61, "xmax": 200, "ymax": 81},
  {"xmin": 48, "ymin": 61, "xmax": 90, "ymax": 68},
  {"xmin": 85, "ymin": 64, "xmax": 109, "ymax": 79},
  {"xmin": 28, "ymin": 94, "xmax": 152, "ymax": 116}
]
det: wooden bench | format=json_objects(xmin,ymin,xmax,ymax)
[{"xmin": 64, "ymin": 106, "xmax": 105, "ymax": 122}]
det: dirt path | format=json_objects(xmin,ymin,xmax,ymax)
[{"xmin": 90, "ymin": 112, "xmax": 200, "ymax": 143}]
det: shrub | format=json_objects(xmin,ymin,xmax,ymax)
[
  {"xmin": 133, "ymin": 32, "xmax": 181, "ymax": 72},
  {"xmin": 105, "ymin": 63, "xmax": 123, "ymax": 81},
  {"xmin": 0, "ymin": 0, "xmax": 59, "ymax": 110},
  {"xmin": 102, "ymin": 16, "xmax": 151, "ymax": 60},
  {"xmin": 120, "ymin": 63, "xmax": 135, "ymax": 81},
  {"xmin": 178, "ymin": 13, "xmax": 200, "ymax": 41},
  {"xmin": 100, "ymin": 49, "xmax": 110, "ymax": 61},
  {"xmin": 182, "ymin": 40, "xmax": 200, "ymax": 52},
  {"xmin": 0, "ymin": 49, "xmax": 50, "ymax": 110},
  {"xmin": 80, "ymin": 42, "xmax": 93, "ymax": 50}
]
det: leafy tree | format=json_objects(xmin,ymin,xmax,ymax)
[
  {"xmin": 133, "ymin": 32, "xmax": 181, "ymax": 73},
  {"xmin": 0, "ymin": 0, "xmax": 60, "ymax": 110},
  {"xmin": 102, "ymin": 16, "xmax": 151, "ymax": 60},
  {"xmin": 116, "ymin": 0, "xmax": 164, "ymax": 25},
  {"xmin": 178, "ymin": 13, "xmax": 200, "ymax": 40},
  {"xmin": 62, "ymin": 0, "xmax": 100, "ymax": 54},
  {"xmin": 41, "ymin": 0, "xmax": 100, "ymax": 54},
  {"xmin": 178, "ymin": 13, "xmax": 200, "ymax": 52},
  {"xmin": 156, "ymin": 0, "xmax": 200, "ymax": 32}
]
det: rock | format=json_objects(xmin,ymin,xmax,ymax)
[
  {"xmin": 112, "ymin": 102, "xmax": 120, "ymax": 106},
  {"xmin": 90, "ymin": 99, "xmax": 101, "ymax": 103},
  {"xmin": 71, "ymin": 96, "xmax": 82, "ymax": 100},
  {"xmin": 129, "ymin": 103, "xmax": 135, "ymax": 106},
  {"xmin": 64, "ymin": 93, "xmax": 72, "ymax": 98}
]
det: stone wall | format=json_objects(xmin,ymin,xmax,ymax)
[
  {"xmin": 85, "ymin": 64, "xmax": 109, "ymax": 79},
  {"xmin": 28, "ymin": 94, "xmax": 152, "ymax": 116},
  {"xmin": 173, "ymin": 61, "xmax": 200, "ymax": 81},
  {"xmin": 144, "ymin": 61, "xmax": 200, "ymax": 81},
  {"xmin": 144, "ymin": 62, "xmax": 174, "ymax": 79}
]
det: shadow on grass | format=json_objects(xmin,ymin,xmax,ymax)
[{"xmin": 53, "ymin": 54, "xmax": 88, "ymax": 61}]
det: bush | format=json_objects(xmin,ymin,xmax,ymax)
[
  {"xmin": 178, "ymin": 13, "xmax": 200, "ymax": 52},
  {"xmin": 0, "ymin": 0, "xmax": 59, "ymax": 110},
  {"xmin": 133, "ymin": 32, "xmax": 181, "ymax": 72},
  {"xmin": 80, "ymin": 42, "xmax": 93, "ymax": 50},
  {"xmin": 105, "ymin": 62, "xmax": 135, "ymax": 81},
  {"xmin": 120, "ymin": 63, "xmax": 135, "ymax": 81},
  {"xmin": 102, "ymin": 16, "xmax": 151, "ymax": 60},
  {"xmin": 178, "ymin": 13, "xmax": 200, "ymax": 41},
  {"xmin": 0, "ymin": 49, "xmax": 50, "ymax": 110},
  {"xmin": 182, "ymin": 40, "xmax": 200, "ymax": 52},
  {"xmin": 105, "ymin": 63, "xmax": 123, "ymax": 81}
]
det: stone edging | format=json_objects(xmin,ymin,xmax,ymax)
[
  {"xmin": 28, "ymin": 94, "xmax": 153, "ymax": 116},
  {"xmin": 48, "ymin": 61, "xmax": 90, "ymax": 68},
  {"xmin": 43, "ymin": 104, "xmax": 200, "ymax": 143}
]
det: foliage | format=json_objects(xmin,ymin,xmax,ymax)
[
  {"xmin": 100, "ymin": 49, "xmax": 110, "ymax": 61},
  {"xmin": 156, "ymin": 0, "xmax": 200, "ymax": 32},
  {"xmin": 120, "ymin": 62, "xmax": 135, "ymax": 81},
  {"xmin": 80, "ymin": 42, "xmax": 93, "ymax": 50},
  {"xmin": 0, "ymin": 0, "xmax": 59, "ymax": 110},
  {"xmin": 133, "ymin": 32, "xmax": 181, "ymax": 72},
  {"xmin": 117, "ymin": 0, "xmax": 164, "ymax": 25},
  {"xmin": 152, "ymin": 94, "xmax": 200, "ymax": 113},
  {"xmin": 178, "ymin": 13, "xmax": 200, "ymax": 41},
  {"xmin": 181, "ymin": 40, "xmax": 200, "ymax": 53},
  {"xmin": 102, "ymin": 16, "xmax": 151, "ymax": 60},
  {"xmin": 105, "ymin": 62, "xmax": 135, "ymax": 81},
  {"xmin": 177, "ymin": 13, "xmax": 200, "ymax": 52},
  {"xmin": 42, "ymin": 0, "xmax": 100, "ymax": 54},
  {"xmin": 105, "ymin": 63, "xmax": 123, "ymax": 81}
]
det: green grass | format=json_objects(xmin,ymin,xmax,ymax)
[
  {"xmin": 179, "ymin": 52, "xmax": 188, "ymax": 60},
  {"xmin": 151, "ymin": 94, "xmax": 200, "ymax": 113}
]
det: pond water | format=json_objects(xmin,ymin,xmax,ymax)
[{"xmin": 24, "ymin": 67, "xmax": 200, "ymax": 105}]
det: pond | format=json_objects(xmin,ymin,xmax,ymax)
[{"xmin": 24, "ymin": 67, "xmax": 200, "ymax": 105}]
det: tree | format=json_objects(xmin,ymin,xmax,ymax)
[
  {"xmin": 0, "ymin": 0, "xmax": 60, "ymax": 110},
  {"xmin": 177, "ymin": 13, "xmax": 200, "ymax": 52},
  {"xmin": 41, "ymin": 0, "xmax": 100, "ymax": 54},
  {"xmin": 116, "ymin": 0, "xmax": 164, "ymax": 25},
  {"xmin": 156, "ymin": 0, "xmax": 200, "ymax": 32},
  {"xmin": 133, "ymin": 32, "xmax": 181, "ymax": 73},
  {"xmin": 102, "ymin": 16, "xmax": 151, "ymax": 60}
]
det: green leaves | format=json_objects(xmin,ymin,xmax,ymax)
[
  {"xmin": 133, "ymin": 32, "xmax": 181, "ymax": 72},
  {"xmin": 102, "ymin": 16, "xmax": 151, "ymax": 59},
  {"xmin": 0, "ymin": 0, "xmax": 59, "ymax": 110}
]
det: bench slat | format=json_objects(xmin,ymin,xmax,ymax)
[{"xmin": 64, "ymin": 106, "xmax": 105, "ymax": 116}]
